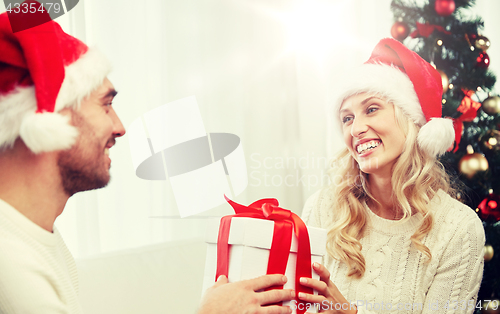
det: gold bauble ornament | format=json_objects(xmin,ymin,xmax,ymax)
[
  {"xmin": 437, "ymin": 69, "xmax": 449, "ymax": 93},
  {"xmin": 459, "ymin": 146, "xmax": 489, "ymax": 179},
  {"xmin": 475, "ymin": 35, "xmax": 491, "ymax": 51},
  {"xmin": 482, "ymin": 300, "xmax": 500, "ymax": 314},
  {"xmin": 482, "ymin": 96, "xmax": 500, "ymax": 115},
  {"xmin": 484, "ymin": 244, "xmax": 494, "ymax": 262},
  {"xmin": 482, "ymin": 130, "xmax": 500, "ymax": 152}
]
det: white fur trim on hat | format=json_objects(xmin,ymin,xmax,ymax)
[
  {"xmin": 55, "ymin": 48, "xmax": 112, "ymax": 112},
  {"xmin": 335, "ymin": 63, "xmax": 426, "ymax": 126},
  {"xmin": 0, "ymin": 86, "xmax": 36, "ymax": 151},
  {"xmin": 0, "ymin": 47, "xmax": 111, "ymax": 153}
]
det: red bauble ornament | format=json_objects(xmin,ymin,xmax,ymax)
[
  {"xmin": 477, "ymin": 193, "xmax": 500, "ymax": 222},
  {"xmin": 391, "ymin": 21, "xmax": 410, "ymax": 41},
  {"xmin": 435, "ymin": 0, "xmax": 456, "ymax": 16},
  {"xmin": 477, "ymin": 52, "xmax": 490, "ymax": 68}
]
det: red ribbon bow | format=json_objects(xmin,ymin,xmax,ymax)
[
  {"xmin": 216, "ymin": 196, "xmax": 313, "ymax": 314},
  {"xmin": 451, "ymin": 89, "xmax": 481, "ymax": 152},
  {"xmin": 411, "ymin": 22, "xmax": 451, "ymax": 38}
]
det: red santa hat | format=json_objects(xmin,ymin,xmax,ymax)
[
  {"xmin": 0, "ymin": 6, "xmax": 111, "ymax": 154},
  {"xmin": 334, "ymin": 38, "xmax": 455, "ymax": 157}
]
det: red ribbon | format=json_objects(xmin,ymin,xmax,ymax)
[
  {"xmin": 216, "ymin": 196, "xmax": 313, "ymax": 314},
  {"xmin": 411, "ymin": 22, "xmax": 451, "ymax": 38},
  {"xmin": 451, "ymin": 89, "xmax": 481, "ymax": 152}
]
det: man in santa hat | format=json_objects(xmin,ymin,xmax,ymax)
[{"xmin": 0, "ymin": 6, "xmax": 293, "ymax": 314}]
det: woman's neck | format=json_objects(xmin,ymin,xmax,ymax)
[{"xmin": 366, "ymin": 173, "xmax": 400, "ymax": 220}]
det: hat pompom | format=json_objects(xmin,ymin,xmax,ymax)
[
  {"xmin": 19, "ymin": 112, "xmax": 79, "ymax": 154},
  {"xmin": 417, "ymin": 117, "xmax": 455, "ymax": 157}
]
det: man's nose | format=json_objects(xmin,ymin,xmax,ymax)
[{"xmin": 111, "ymin": 110, "xmax": 126, "ymax": 138}]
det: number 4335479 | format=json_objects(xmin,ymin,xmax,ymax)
[{"xmin": 6, "ymin": 2, "xmax": 62, "ymax": 14}]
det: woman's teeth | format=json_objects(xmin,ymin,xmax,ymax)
[
  {"xmin": 357, "ymin": 140, "xmax": 380, "ymax": 154},
  {"xmin": 104, "ymin": 148, "xmax": 110, "ymax": 156}
]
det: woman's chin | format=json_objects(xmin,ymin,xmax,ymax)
[{"xmin": 357, "ymin": 157, "xmax": 380, "ymax": 173}]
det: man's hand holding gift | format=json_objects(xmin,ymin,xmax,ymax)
[{"xmin": 198, "ymin": 274, "xmax": 295, "ymax": 314}]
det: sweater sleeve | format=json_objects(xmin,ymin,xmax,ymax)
[
  {"xmin": 420, "ymin": 211, "xmax": 485, "ymax": 314},
  {"xmin": 0, "ymin": 242, "xmax": 72, "ymax": 313}
]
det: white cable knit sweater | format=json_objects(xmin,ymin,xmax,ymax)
[
  {"xmin": 302, "ymin": 189, "xmax": 485, "ymax": 314},
  {"xmin": 0, "ymin": 198, "xmax": 82, "ymax": 314}
]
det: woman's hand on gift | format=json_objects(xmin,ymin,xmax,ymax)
[
  {"xmin": 197, "ymin": 274, "xmax": 295, "ymax": 314},
  {"xmin": 297, "ymin": 263, "xmax": 357, "ymax": 314}
]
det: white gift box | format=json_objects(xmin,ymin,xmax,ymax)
[{"xmin": 202, "ymin": 217, "xmax": 327, "ymax": 313}]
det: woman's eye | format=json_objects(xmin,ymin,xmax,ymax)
[
  {"xmin": 342, "ymin": 116, "xmax": 353, "ymax": 124},
  {"xmin": 367, "ymin": 107, "xmax": 378, "ymax": 114}
]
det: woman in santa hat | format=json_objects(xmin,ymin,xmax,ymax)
[{"xmin": 298, "ymin": 38, "xmax": 485, "ymax": 314}]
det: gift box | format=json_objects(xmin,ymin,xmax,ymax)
[{"xmin": 201, "ymin": 198, "xmax": 327, "ymax": 314}]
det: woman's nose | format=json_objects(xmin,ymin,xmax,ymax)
[{"xmin": 350, "ymin": 116, "xmax": 368, "ymax": 137}]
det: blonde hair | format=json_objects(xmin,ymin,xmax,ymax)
[{"xmin": 325, "ymin": 105, "xmax": 454, "ymax": 278}]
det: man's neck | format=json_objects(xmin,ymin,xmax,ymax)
[{"xmin": 0, "ymin": 141, "xmax": 68, "ymax": 232}]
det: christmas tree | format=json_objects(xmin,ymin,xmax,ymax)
[{"xmin": 390, "ymin": 0, "xmax": 500, "ymax": 312}]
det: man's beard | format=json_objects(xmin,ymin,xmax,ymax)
[
  {"xmin": 57, "ymin": 111, "xmax": 111, "ymax": 196},
  {"xmin": 58, "ymin": 150, "xmax": 110, "ymax": 196}
]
